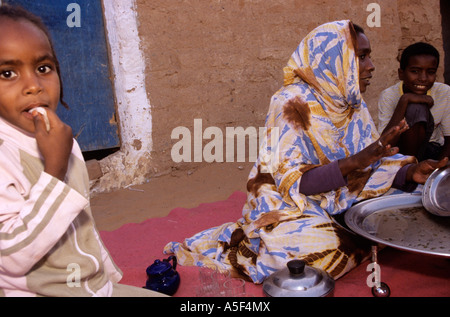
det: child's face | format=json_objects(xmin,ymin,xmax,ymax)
[
  {"xmin": 399, "ymin": 54, "xmax": 438, "ymax": 95},
  {"xmin": 0, "ymin": 18, "xmax": 60, "ymax": 134}
]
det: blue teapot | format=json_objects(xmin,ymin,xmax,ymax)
[{"xmin": 144, "ymin": 255, "xmax": 180, "ymax": 296}]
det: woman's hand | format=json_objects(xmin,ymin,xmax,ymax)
[
  {"xmin": 379, "ymin": 118, "xmax": 409, "ymax": 146},
  {"xmin": 407, "ymin": 157, "xmax": 449, "ymax": 184},
  {"xmin": 33, "ymin": 108, "xmax": 73, "ymax": 181},
  {"xmin": 339, "ymin": 120, "xmax": 409, "ymax": 176}
]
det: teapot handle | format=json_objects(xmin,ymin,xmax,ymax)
[{"xmin": 166, "ymin": 255, "xmax": 177, "ymax": 270}]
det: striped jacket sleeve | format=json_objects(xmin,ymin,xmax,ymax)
[{"xmin": 0, "ymin": 164, "xmax": 89, "ymax": 276}]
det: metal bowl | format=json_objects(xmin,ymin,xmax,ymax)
[
  {"xmin": 344, "ymin": 194, "xmax": 450, "ymax": 258},
  {"xmin": 422, "ymin": 164, "xmax": 450, "ymax": 217}
]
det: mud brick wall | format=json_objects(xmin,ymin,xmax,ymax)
[
  {"xmin": 93, "ymin": 1, "xmax": 444, "ymax": 193},
  {"xmin": 133, "ymin": 0, "xmax": 443, "ymax": 176}
]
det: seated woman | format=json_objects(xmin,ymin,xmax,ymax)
[{"xmin": 164, "ymin": 20, "xmax": 448, "ymax": 283}]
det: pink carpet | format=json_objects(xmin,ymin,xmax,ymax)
[{"xmin": 100, "ymin": 191, "xmax": 450, "ymax": 297}]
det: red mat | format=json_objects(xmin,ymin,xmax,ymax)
[{"xmin": 100, "ymin": 191, "xmax": 450, "ymax": 297}]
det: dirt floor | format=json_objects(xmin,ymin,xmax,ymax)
[{"xmin": 91, "ymin": 161, "xmax": 254, "ymax": 231}]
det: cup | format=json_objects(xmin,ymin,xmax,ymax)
[
  {"xmin": 223, "ymin": 278, "xmax": 246, "ymax": 297},
  {"xmin": 212, "ymin": 266, "xmax": 231, "ymax": 296},
  {"xmin": 198, "ymin": 265, "xmax": 218, "ymax": 286},
  {"xmin": 196, "ymin": 265, "xmax": 219, "ymax": 296},
  {"xmin": 195, "ymin": 283, "xmax": 218, "ymax": 297}
]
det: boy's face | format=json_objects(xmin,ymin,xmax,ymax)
[
  {"xmin": 399, "ymin": 54, "xmax": 438, "ymax": 95},
  {"xmin": 0, "ymin": 18, "xmax": 60, "ymax": 134}
]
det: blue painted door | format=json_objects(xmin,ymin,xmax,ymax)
[{"xmin": 5, "ymin": 0, "xmax": 120, "ymax": 152}]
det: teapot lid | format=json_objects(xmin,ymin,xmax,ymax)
[
  {"xmin": 263, "ymin": 260, "xmax": 334, "ymax": 297},
  {"xmin": 146, "ymin": 259, "xmax": 172, "ymax": 275}
]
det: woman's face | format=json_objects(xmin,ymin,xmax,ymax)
[{"xmin": 356, "ymin": 32, "xmax": 375, "ymax": 93}]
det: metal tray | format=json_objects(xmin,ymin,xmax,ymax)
[
  {"xmin": 422, "ymin": 164, "xmax": 450, "ymax": 216},
  {"xmin": 344, "ymin": 194, "xmax": 450, "ymax": 258}
]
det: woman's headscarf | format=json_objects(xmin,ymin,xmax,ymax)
[{"xmin": 284, "ymin": 21, "xmax": 361, "ymax": 118}]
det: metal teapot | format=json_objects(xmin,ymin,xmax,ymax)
[{"xmin": 145, "ymin": 255, "xmax": 180, "ymax": 296}]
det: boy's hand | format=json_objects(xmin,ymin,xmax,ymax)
[
  {"xmin": 402, "ymin": 93, "xmax": 434, "ymax": 109},
  {"xmin": 33, "ymin": 108, "xmax": 73, "ymax": 181}
]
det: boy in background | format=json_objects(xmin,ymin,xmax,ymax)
[{"xmin": 378, "ymin": 42, "xmax": 450, "ymax": 161}]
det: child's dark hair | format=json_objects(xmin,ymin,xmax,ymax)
[
  {"xmin": 400, "ymin": 42, "xmax": 440, "ymax": 70},
  {"xmin": 0, "ymin": 4, "xmax": 68, "ymax": 108}
]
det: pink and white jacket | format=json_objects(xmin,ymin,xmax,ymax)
[{"xmin": 0, "ymin": 117, "xmax": 122, "ymax": 297}]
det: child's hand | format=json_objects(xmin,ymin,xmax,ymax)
[
  {"xmin": 33, "ymin": 108, "xmax": 73, "ymax": 181},
  {"xmin": 407, "ymin": 157, "xmax": 449, "ymax": 184},
  {"xmin": 402, "ymin": 93, "xmax": 434, "ymax": 108}
]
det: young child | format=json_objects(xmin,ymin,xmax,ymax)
[
  {"xmin": 378, "ymin": 42, "xmax": 450, "ymax": 161},
  {"xmin": 0, "ymin": 4, "xmax": 164, "ymax": 297}
]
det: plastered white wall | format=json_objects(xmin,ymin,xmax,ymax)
[{"xmin": 93, "ymin": 0, "xmax": 154, "ymax": 193}]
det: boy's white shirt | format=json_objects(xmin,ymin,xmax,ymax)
[{"xmin": 377, "ymin": 81, "xmax": 450, "ymax": 146}]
